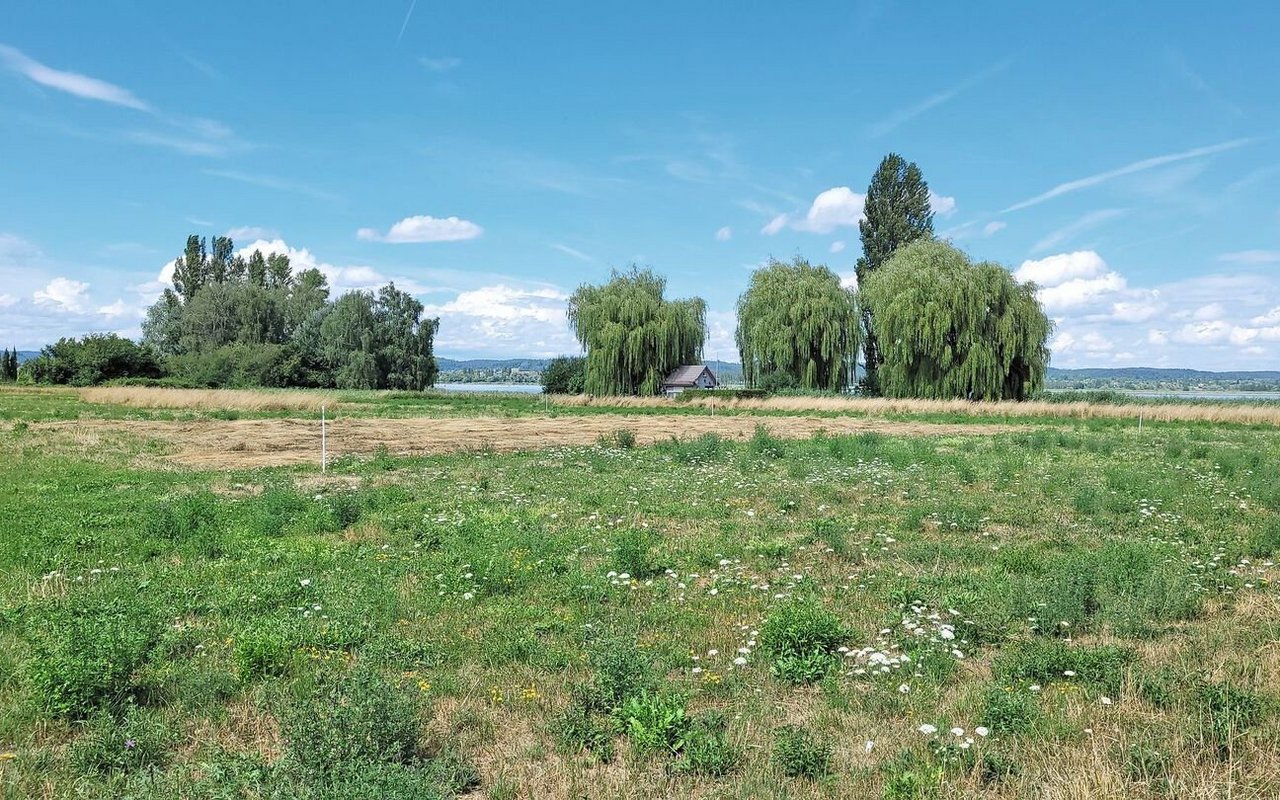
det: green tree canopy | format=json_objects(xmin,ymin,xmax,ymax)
[
  {"xmin": 860, "ymin": 239, "xmax": 1051, "ymax": 400},
  {"xmin": 735, "ymin": 257, "xmax": 859, "ymax": 392},
  {"xmin": 540, "ymin": 355, "xmax": 586, "ymax": 394},
  {"xmin": 567, "ymin": 267, "xmax": 706, "ymax": 396},
  {"xmin": 856, "ymin": 153, "xmax": 935, "ymax": 393}
]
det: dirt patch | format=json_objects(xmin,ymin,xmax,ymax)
[{"xmin": 37, "ymin": 414, "xmax": 1029, "ymax": 470}]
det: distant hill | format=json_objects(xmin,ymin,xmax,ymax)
[
  {"xmin": 16, "ymin": 351, "xmax": 38, "ymax": 364},
  {"xmin": 1048, "ymin": 367, "xmax": 1280, "ymax": 381}
]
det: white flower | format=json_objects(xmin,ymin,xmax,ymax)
[
  {"xmin": 950, "ymin": 727, "xmax": 964, "ymax": 736},
  {"xmin": 974, "ymin": 726, "xmax": 989, "ymax": 737},
  {"xmin": 1100, "ymin": 696, "xmax": 1113, "ymax": 705},
  {"xmin": 462, "ymin": 592, "xmax": 474, "ymax": 600},
  {"xmin": 299, "ymin": 579, "xmax": 311, "ymax": 587},
  {"xmin": 1063, "ymin": 670, "xmax": 1076, "ymax": 677},
  {"xmin": 733, "ymin": 657, "xmax": 747, "ymax": 666},
  {"xmin": 864, "ymin": 740, "xmax": 875, "ymax": 754},
  {"xmin": 691, "ymin": 667, "xmax": 703, "ymax": 674},
  {"xmin": 707, "ymin": 649, "xmax": 718, "ymax": 656},
  {"xmin": 918, "ymin": 724, "xmax": 937, "ymax": 735},
  {"xmin": 898, "ymin": 683, "xmax": 911, "ymax": 694}
]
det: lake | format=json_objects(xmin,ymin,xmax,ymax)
[{"xmin": 436, "ymin": 383, "xmax": 543, "ymax": 395}]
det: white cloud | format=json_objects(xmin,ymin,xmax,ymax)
[
  {"xmin": 425, "ymin": 284, "xmax": 579, "ymax": 358},
  {"xmin": 715, "ymin": 226, "xmax": 732, "ymax": 242},
  {"xmin": 97, "ymin": 299, "xmax": 128, "ymax": 318},
  {"xmin": 839, "ymin": 271, "xmax": 858, "ymax": 290},
  {"xmin": 1015, "ymin": 251, "xmax": 1109, "ymax": 287},
  {"xmin": 929, "ymin": 191, "xmax": 957, "ymax": 217},
  {"xmin": 1252, "ymin": 307, "xmax": 1280, "ymax": 326},
  {"xmin": 983, "ymin": 221, "xmax": 1006, "ymax": 237},
  {"xmin": 1218, "ymin": 250, "xmax": 1280, "ymax": 265},
  {"xmin": 0, "ymin": 44, "xmax": 150, "ymax": 111},
  {"xmin": 1003, "ymin": 138, "xmax": 1252, "ymax": 212},
  {"xmin": 829, "ymin": 240, "xmax": 846, "ymax": 254},
  {"xmin": 760, "ymin": 214, "xmax": 789, "ymax": 235},
  {"xmin": 1192, "ymin": 302, "xmax": 1225, "ymax": 321},
  {"xmin": 33, "ymin": 277, "xmax": 91, "ymax": 313},
  {"xmin": 419, "ymin": 56, "xmax": 461, "ymax": 71},
  {"xmin": 357, "ymin": 215, "xmax": 483, "ymax": 243},
  {"xmin": 1147, "ymin": 329, "xmax": 1168, "ymax": 345},
  {"xmin": 226, "ymin": 226, "xmax": 278, "ymax": 241},
  {"xmin": 0, "ymin": 294, "xmax": 16, "ymax": 307},
  {"xmin": 550, "ymin": 243, "xmax": 593, "ymax": 262},
  {"xmin": 793, "ymin": 187, "xmax": 865, "ymax": 233},
  {"xmin": 235, "ymin": 238, "xmax": 428, "ymax": 295}
]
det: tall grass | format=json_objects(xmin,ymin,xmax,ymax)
[
  {"xmin": 551, "ymin": 393, "xmax": 1280, "ymax": 425},
  {"xmin": 80, "ymin": 387, "xmax": 338, "ymax": 412}
]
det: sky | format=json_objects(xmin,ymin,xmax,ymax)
[{"xmin": 1, "ymin": 1, "xmax": 1278, "ymax": 369}]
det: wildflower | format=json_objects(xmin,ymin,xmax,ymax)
[
  {"xmin": 124, "ymin": 739, "xmax": 136, "ymax": 749},
  {"xmin": 1100, "ymin": 696, "xmax": 1113, "ymax": 705},
  {"xmin": 1063, "ymin": 670, "xmax": 1076, "ymax": 677},
  {"xmin": 918, "ymin": 724, "xmax": 937, "ymax": 735},
  {"xmin": 0, "ymin": 752, "xmax": 15, "ymax": 761},
  {"xmin": 733, "ymin": 656, "xmax": 747, "ymax": 666},
  {"xmin": 974, "ymin": 726, "xmax": 989, "ymax": 737},
  {"xmin": 864, "ymin": 740, "xmax": 875, "ymax": 754},
  {"xmin": 462, "ymin": 592, "xmax": 474, "ymax": 600},
  {"xmin": 299, "ymin": 578, "xmax": 311, "ymax": 587},
  {"xmin": 898, "ymin": 683, "xmax": 911, "ymax": 694}
]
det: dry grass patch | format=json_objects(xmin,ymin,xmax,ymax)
[
  {"xmin": 79, "ymin": 386, "xmax": 339, "ymax": 412},
  {"xmin": 553, "ymin": 393, "xmax": 1280, "ymax": 426}
]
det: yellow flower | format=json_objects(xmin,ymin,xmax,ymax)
[
  {"xmin": 0, "ymin": 752, "xmax": 16, "ymax": 761},
  {"xmin": 417, "ymin": 679, "xmax": 431, "ymax": 693}
]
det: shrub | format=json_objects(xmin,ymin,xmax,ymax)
[
  {"xmin": 747, "ymin": 424, "xmax": 785, "ymax": 459},
  {"xmin": 69, "ymin": 704, "xmax": 177, "ymax": 776},
  {"xmin": 282, "ymin": 668, "xmax": 422, "ymax": 775},
  {"xmin": 541, "ymin": 356, "xmax": 586, "ymax": 394},
  {"xmin": 598, "ymin": 428, "xmax": 637, "ymax": 449},
  {"xmin": 772, "ymin": 724, "xmax": 832, "ymax": 779},
  {"xmin": 672, "ymin": 710, "xmax": 740, "ymax": 776},
  {"xmin": 760, "ymin": 599, "xmax": 848, "ymax": 684}
]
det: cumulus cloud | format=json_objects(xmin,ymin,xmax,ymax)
[
  {"xmin": 929, "ymin": 191, "xmax": 957, "ymax": 217},
  {"xmin": 715, "ymin": 226, "xmax": 732, "ymax": 241},
  {"xmin": 97, "ymin": 299, "xmax": 128, "ymax": 318},
  {"xmin": 235, "ymin": 238, "xmax": 431, "ymax": 295},
  {"xmin": 357, "ymin": 215, "xmax": 483, "ymax": 243},
  {"xmin": 765, "ymin": 187, "xmax": 865, "ymax": 235},
  {"xmin": 0, "ymin": 44, "xmax": 150, "ymax": 110},
  {"xmin": 425, "ymin": 284, "xmax": 578, "ymax": 358},
  {"xmin": 1015, "ymin": 250, "xmax": 1110, "ymax": 287},
  {"xmin": 33, "ymin": 277, "xmax": 91, "ymax": 313}
]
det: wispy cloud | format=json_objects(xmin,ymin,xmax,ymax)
[
  {"xmin": 396, "ymin": 0, "xmax": 418, "ymax": 43},
  {"xmin": 204, "ymin": 170, "xmax": 342, "ymax": 203},
  {"xmin": 1218, "ymin": 250, "xmax": 1280, "ymax": 265},
  {"xmin": 550, "ymin": 243, "xmax": 594, "ymax": 262},
  {"xmin": 868, "ymin": 59, "xmax": 1010, "ymax": 137},
  {"xmin": 0, "ymin": 44, "xmax": 150, "ymax": 110},
  {"xmin": 1032, "ymin": 209, "xmax": 1126, "ymax": 254},
  {"xmin": 1003, "ymin": 138, "xmax": 1253, "ymax": 212}
]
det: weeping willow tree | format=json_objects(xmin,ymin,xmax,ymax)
[
  {"xmin": 567, "ymin": 267, "xmax": 707, "ymax": 395},
  {"xmin": 860, "ymin": 239, "xmax": 1051, "ymax": 400},
  {"xmin": 735, "ymin": 257, "xmax": 859, "ymax": 391}
]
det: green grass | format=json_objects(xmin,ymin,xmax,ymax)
[{"xmin": 0, "ymin": 391, "xmax": 1278, "ymax": 796}]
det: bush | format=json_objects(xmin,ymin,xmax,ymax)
[
  {"xmin": 282, "ymin": 668, "xmax": 422, "ymax": 775},
  {"xmin": 541, "ymin": 356, "xmax": 586, "ymax": 394},
  {"xmin": 772, "ymin": 724, "xmax": 832, "ymax": 779},
  {"xmin": 760, "ymin": 599, "xmax": 848, "ymax": 684},
  {"xmin": 598, "ymin": 428, "xmax": 637, "ymax": 449},
  {"xmin": 24, "ymin": 334, "xmax": 163, "ymax": 386},
  {"xmin": 747, "ymin": 424, "xmax": 785, "ymax": 459}
]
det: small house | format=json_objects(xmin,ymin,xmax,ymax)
[{"xmin": 661, "ymin": 364, "xmax": 717, "ymax": 398}]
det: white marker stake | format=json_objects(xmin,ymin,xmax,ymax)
[
  {"xmin": 321, "ymin": 404, "xmax": 327, "ymax": 472},
  {"xmin": 1138, "ymin": 412, "xmax": 1143, "ymax": 434}
]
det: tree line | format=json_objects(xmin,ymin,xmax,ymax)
[
  {"xmin": 20, "ymin": 235, "xmax": 440, "ymax": 389},
  {"xmin": 0, "ymin": 348, "xmax": 20, "ymax": 382},
  {"xmin": 565, "ymin": 153, "xmax": 1051, "ymax": 400}
]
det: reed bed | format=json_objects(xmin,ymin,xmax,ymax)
[
  {"xmin": 79, "ymin": 386, "xmax": 338, "ymax": 412},
  {"xmin": 551, "ymin": 393, "xmax": 1280, "ymax": 425}
]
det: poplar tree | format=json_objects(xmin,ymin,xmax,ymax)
[
  {"xmin": 860, "ymin": 239, "xmax": 1051, "ymax": 400},
  {"xmin": 567, "ymin": 267, "xmax": 706, "ymax": 396},
  {"xmin": 856, "ymin": 153, "xmax": 934, "ymax": 393},
  {"xmin": 735, "ymin": 257, "xmax": 859, "ymax": 391}
]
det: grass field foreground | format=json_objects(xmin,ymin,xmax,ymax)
[{"xmin": 0, "ymin": 388, "xmax": 1277, "ymax": 797}]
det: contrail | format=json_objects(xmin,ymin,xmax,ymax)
[{"xmin": 396, "ymin": 0, "xmax": 418, "ymax": 44}]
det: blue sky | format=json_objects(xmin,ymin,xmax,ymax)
[{"xmin": 1, "ymin": 1, "xmax": 1278, "ymax": 368}]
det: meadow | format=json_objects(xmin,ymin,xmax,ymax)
[{"xmin": 0, "ymin": 386, "xmax": 1277, "ymax": 798}]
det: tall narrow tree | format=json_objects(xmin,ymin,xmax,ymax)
[
  {"xmin": 856, "ymin": 153, "xmax": 934, "ymax": 393},
  {"xmin": 736, "ymin": 257, "xmax": 859, "ymax": 392},
  {"xmin": 567, "ymin": 267, "xmax": 706, "ymax": 396},
  {"xmin": 860, "ymin": 239, "xmax": 1051, "ymax": 400}
]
